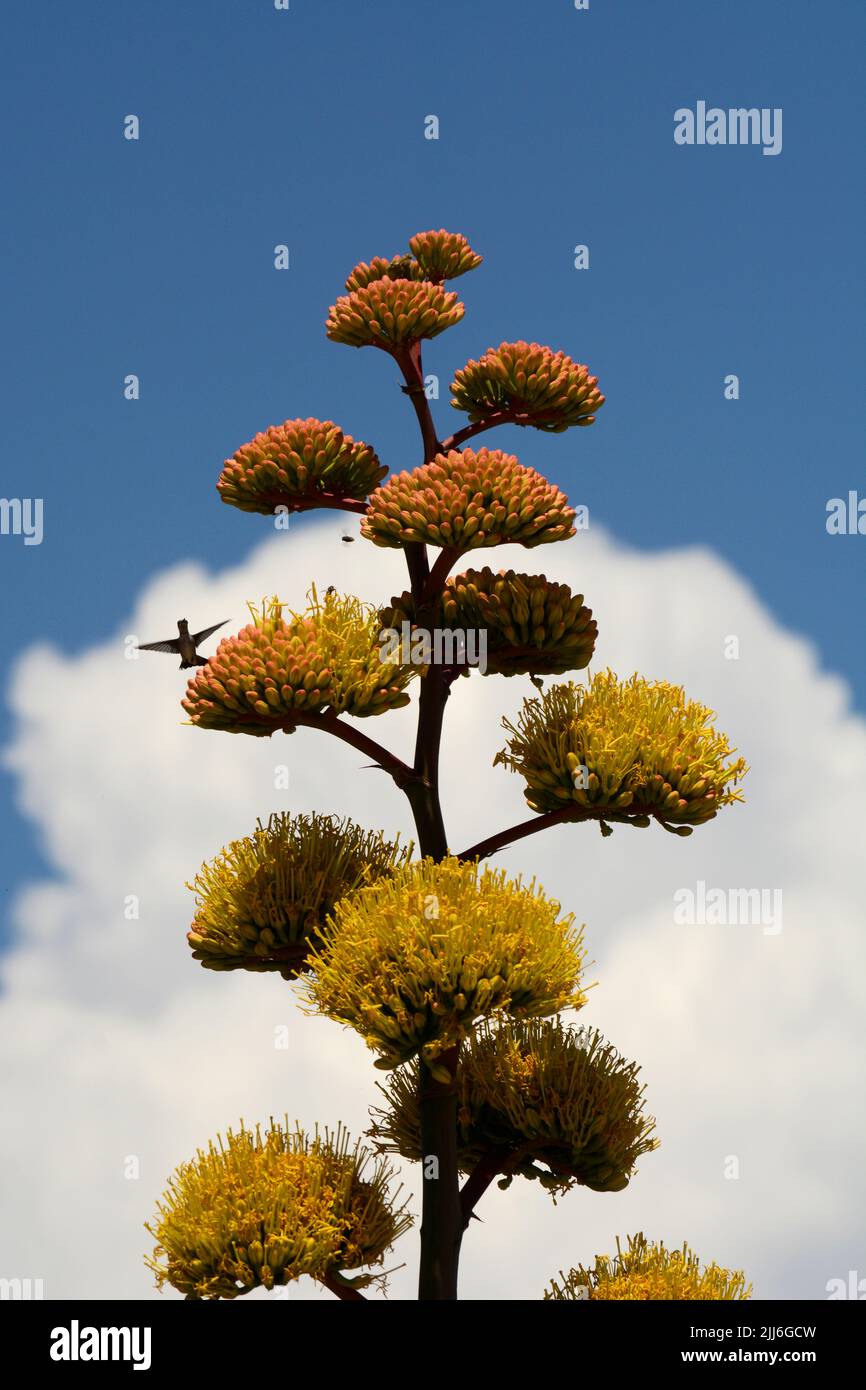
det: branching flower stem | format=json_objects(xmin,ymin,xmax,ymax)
[
  {"xmin": 459, "ymin": 806, "xmax": 587, "ymax": 861},
  {"xmin": 382, "ymin": 343, "xmax": 578, "ymax": 1297},
  {"xmin": 458, "ymin": 1143, "xmax": 536, "ymax": 1232},
  {"xmin": 422, "ymin": 545, "xmax": 462, "ymax": 604},
  {"xmin": 440, "ymin": 412, "xmax": 515, "ymax": 451},
  {"xmin": 321, "ymin": 1270, "xmax": 368, "ymax": 1301},
  {"xmin": 440, "ymin": 408, "xmax": 568, "ymax": 453},
  {"xmin": 293, "ymin": 340, "xmax": 557, "ymax": 1301},
  {"xmin": 460, "ymin": 803, "xmax": 673, "ymax": 862},
  {"xmin": 395, "ymin": 341, "xmax": 442, "ymax": 463},
  {"xmin": 281, "ymin": 710, "xmax": 419, "ymax": 789},
  {"xmin": 391, "ymin": 340, "xmax": 465, "ymax": 1301},
  {"xmin": 253, "ymin": 492, "xmax": 370, "ymax": 515}
]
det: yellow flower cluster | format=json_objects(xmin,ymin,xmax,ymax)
[
  {"xmin": 451, "ymin": 340, "xmax": 604, "ymax": 432},
  {"xmin": 544, "ymin": 1233, "xmax": 752, "ymax": 1301},
  {"xmin": 381, "ymin": 567, "xmax": 597, "ymax": 676},
  {"xmin": 372, "ymin": 1020, "xmax": 657, "ymax": 1196},
  {"xmin": 187, "ymin": 813, "xmax": 411, "ymax": 978},
  {"xmin": 216, "ymin": 418, "xmax": 386, "ymax": 515},
  {"xmin": 326, "ymin": 278, "xmax": 464, "ymax": 350},
  {"xmin": 342, "ymin": 230, "xmax": 482, "ymax": 293},
  {"xmin": 408, "ymin": 229, "xmax": 483, "ymax": 281},
  {"xmin": 362, "ymin": 448, "xmax": 576, "ymax": 553},
  {"xmin": 344, "ymin": 255, "xmax": 426, "ymax": 293},
  {"xmin": 182, "ymin": 590, "xmax": 415, "ymax": 735},
  {"xmin": 443, "ymin": 569, "xmax": 596, "ymax": 674},
  {"xmin": 302, "ymin": 857, "xmax": 587, "ymax": 1076},
  {"xmin": 147, "ymin": 1120, "xmax": 411, "ymax": 1299},
  {"xmin": 496, "ymin": 670, "xmax": 747, "ymax": 833}
]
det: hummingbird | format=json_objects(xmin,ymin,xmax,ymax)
[{"xmin": 137, "ymin": 618, "xmax": 230, "ymax": 669}]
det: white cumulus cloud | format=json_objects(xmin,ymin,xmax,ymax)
[{"xmin": 2, "ymin": 515, "xmax": 864, "ymax": 1300}]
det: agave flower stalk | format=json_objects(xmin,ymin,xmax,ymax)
[{"xmin": 154, "ymin": 229, "xmax": 749, "ymax": 1305}]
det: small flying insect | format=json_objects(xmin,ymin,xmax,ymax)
[{"xmin": 341, "ymin": 534, "xmax": 355, "ymax": 544}]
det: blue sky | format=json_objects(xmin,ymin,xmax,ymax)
[{"xmin": 1, "ymin": 0, "xmax": 864, "ymax": 926}]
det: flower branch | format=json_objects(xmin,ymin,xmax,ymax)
[
  {"xmin": 285, "ymin": 710, "xmax": 420, "ymax": 790},
  {"xmin": 441, "ymin": 409, "xmax": 572, "ymax": 453},
  {"xmin": 321, "ymin": 1269, "xmax": 368, "ymax": 1302},
  {"xmin": 394, "ymin": 342, "xmax": 442, "ymax": 464},
  {"xmin": 458, "ymin": 806, "xmax": 586, "ymax": 862}
]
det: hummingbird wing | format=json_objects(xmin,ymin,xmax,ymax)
[
  {"xmin": 191, "ymin": 619, "xmax": 230, "ymax": 646},
  {"xmin": 137, "ymin": 637, "xmax": 182, "ymax": 653}
]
